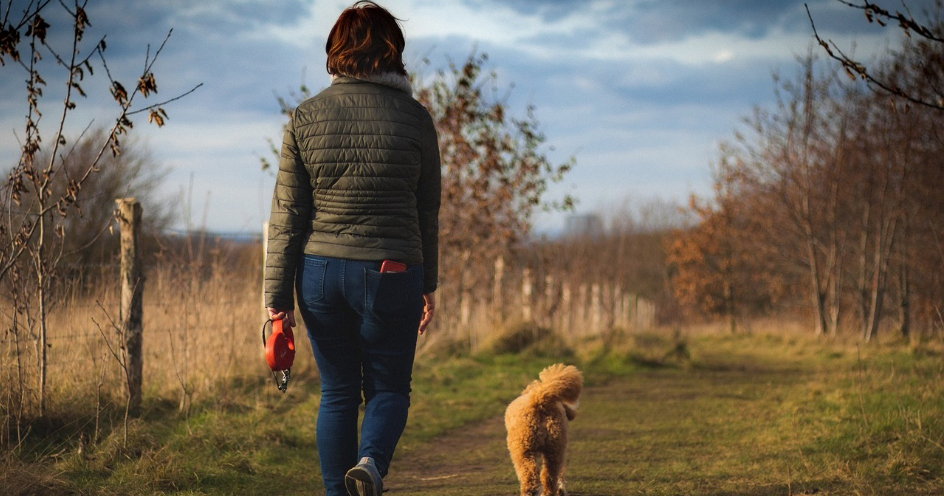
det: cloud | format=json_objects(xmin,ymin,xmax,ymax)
[{"xmin": 4, "ymin": 0, "xmax": 940, "ymax": 233}]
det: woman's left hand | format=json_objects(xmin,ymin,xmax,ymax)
[{"xmin": 267, "ymin": 307, "xmax": 297, "ymax": 328}]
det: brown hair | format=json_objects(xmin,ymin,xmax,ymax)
[{"xmin": 326, "ymin": 1, "xmax": 406, "ymax": 78}]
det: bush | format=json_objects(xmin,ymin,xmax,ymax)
[{"xmin": 476, "ymin": 320, "xmax": 574, "ymax": 358}]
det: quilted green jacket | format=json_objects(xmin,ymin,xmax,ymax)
[{"xmin": 264, "ymin": 75, "xmax": 441, "ymax": 310}]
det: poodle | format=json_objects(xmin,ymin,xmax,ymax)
[{"xmin": 504, "ymin": 363, "xmax": 583, "ymax": 496}]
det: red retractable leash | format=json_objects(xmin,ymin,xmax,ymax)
[{"xmin": 262, "ymin": 317, "xmax": 295, "ymax": 392}]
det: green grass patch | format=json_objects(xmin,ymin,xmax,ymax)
[{"xmin": 4, "ymin": 329, "xmax": 944, "ymax": 495}]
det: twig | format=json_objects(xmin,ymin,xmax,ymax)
[
  {"xmin": 91, "ymin": 309, "xmax": 122, "ymax": 367},
  {"xmin": 92, "ymin": 299, "xmax": 132, "ymax": 446},
  {"xmin": 835, "ymin": 0, "xmax": 944, "ymax": 43},
  {"xmin": 166, "ymin": 323, "xmax": 193, "ymax": 434},
  {"xmin": 806, "ymin": 2, "xmax": 944, "ymax": 111},
  {"xmin": 126, "ymin": 83, "xmax": 204, "ymax": 116}
]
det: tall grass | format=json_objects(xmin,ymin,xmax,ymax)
[
  {"xmin": 1, "ymin": 236, "xmax": 641, "ymax": 452},
  {"xmin": 0, "ymin": 239, "xmax": 319, "ymax": 451}
]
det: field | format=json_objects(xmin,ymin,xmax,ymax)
[{"xmin": 4, "ymin": 322, "xmax": 944, "ymax": 496}]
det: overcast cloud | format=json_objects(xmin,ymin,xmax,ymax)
[{"xmin": 0, "ymin": 0, "xmax": 935, "ymax": 234}]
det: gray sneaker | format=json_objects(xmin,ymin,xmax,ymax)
[{"xmin": 345, "ymin": 456, "xmax": 383, "ymax": 496}]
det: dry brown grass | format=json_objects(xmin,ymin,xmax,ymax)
[
  {"xmin": 0, "ymin": 457, "xmax": 71, "ymax": 496},
  {"xmin": 0, "ymin": 241, "xmax": 318, "ymax": 441},
  {"xmin": 7, "ymin": 236, "xmax": 934, "ymax": 457}
]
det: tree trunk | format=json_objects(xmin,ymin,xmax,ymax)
[
  {"xmin": 723, "ymin": 276, "xmax": 736, "ymax": 334},
  {"xmin": 37, "ymin": 215, "xmax": 47, "ymax": 417},
  {"xmin": 863, "ymin": 270, "xmax": 884, "ymax": 342},
  {"xmin": 857, "ymin": 196, "xmax": 873, "ymax": 340},
  {"xmin": 806, "ymin": 239, "xmax": 828, "ymax": 335},
  {"xmin": 899, "ymin": 261, "xmax": 911, "ymax": 339},
  {"xmin": 828, "ymin": 268, "xmax": 841, "ymax": 337}
]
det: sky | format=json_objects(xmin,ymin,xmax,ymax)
[{"xmin": 0, "ymin": 0, "xmax": 937, "ymax": 235}]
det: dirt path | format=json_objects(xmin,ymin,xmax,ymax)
[
  {"xmin": 384, "ymin": 375, "xmax": 652, "ymax": 496},
  {"xmin": 385, "ymin": 411, "xmax": 512, "ymax": 494},
  {"xmin": 383, "ymin": 363, "xmax": 817, "ymax": 496}
]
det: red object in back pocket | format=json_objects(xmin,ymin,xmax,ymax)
[{"xmin": 380, "ymin": 260, "xmax": 407, "ymax": 273}]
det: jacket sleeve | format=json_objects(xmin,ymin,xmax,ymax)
[
  {"xmin": 417, "ymin": 111, "xmax": 442, "ymax": 294},
  {"xmin": 264, "ymin": 114, "xmax": 312, "ymax": 310}
]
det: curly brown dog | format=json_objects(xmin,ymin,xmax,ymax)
[{"xmin": 504, "ymin": 364, "xmax": 583, "ymax": 496}]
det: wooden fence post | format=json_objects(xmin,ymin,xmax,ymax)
[
  {"xmin": 578, "ymin": 284, "xmax": 588, "ymax": 335},
  {"xmin": 460, "ymin": 289, "xmax": 473, "ymax": 349},
  {"xmin": 591, "ymin": 284, "xmax": 602, "ymax": 335},
  {"xmin": 544, "ymin": 274, "xmax": 555, "ymax": 328},
  {"xmin": 561, "ymin": 283, "xmax": 572, "ymax": 335},
  {"xmin": 117, "ymin": 198, "xmax": 144, "ymax": 411},
  {"xmin": 493, "ymin": 256, "xmax": 505, "ymax": 320},
  {"xmin": 521, "ymin": 268, "xmax": 533, "ymax": 322}
]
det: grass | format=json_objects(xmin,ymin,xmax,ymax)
[{"xmin": 4, "ymin": 328, "xmax": 944, "ymax": 495}]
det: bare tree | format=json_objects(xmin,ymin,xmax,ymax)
[
  {"xmin": 730, "ymin": 54, "xmax": 852, "ymax": 335},
  {"xmin": 31, "ymin": 130, "xmax": 176, "ymax": 268},
  {"xmin": 0, "ymin": 0, "xmax": 199, "ymax": 419},
  {"xmin": 672, "ymin": 40, "xmax": 944, "ymax": 339},
  {"xmin": 422, "ymin": 53, "xmax": 572, "ymax": 282}
]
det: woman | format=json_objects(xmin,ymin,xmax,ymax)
[{"xmin": 263, "ymin": 2, "xmax": 440, "ymax": 495}]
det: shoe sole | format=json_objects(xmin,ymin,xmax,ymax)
[{"xmin": 345, "ymin": 466, "xmax": 382, "ymax": 496}]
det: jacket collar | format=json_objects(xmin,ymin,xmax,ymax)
[{"xmin": 330, "ymin": 72, "xmax": 412, "ymax": 94}]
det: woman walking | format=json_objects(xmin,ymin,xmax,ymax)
[{"xmin": 263, "ymin": 2, "xmax": 440, "ymax": 495}]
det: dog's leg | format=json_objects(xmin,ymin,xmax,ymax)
[
  {"xmin": 510, "ymin": 448, "xmax": 540, "ymax": 496},
  {"xmin": 540, "ymin": 449, "xmax": 566, "ymax": 496}
]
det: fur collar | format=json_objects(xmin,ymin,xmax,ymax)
[{"xmin": 331, "ymin": 72, "xmax": 412, "ymax": 94}]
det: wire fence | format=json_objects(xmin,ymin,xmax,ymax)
[{"xmin": 2, "ymin": 234, "xmax": 658, "ymax": 422}]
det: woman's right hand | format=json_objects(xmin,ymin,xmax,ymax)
[
  {"xmin": 418, "ymin": 293, "xmax": 435, "ymax": 335},
  {"xmin": 267, "ymin": 307, "xmax": 297, "ymax": 328}
]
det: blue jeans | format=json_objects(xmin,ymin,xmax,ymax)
[{"xmin": 295, "ymin": 255, "xmax": 424, "ymax": 496}]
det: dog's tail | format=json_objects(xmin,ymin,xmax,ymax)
[{"xmin": 529, "ymin": 363, "xmax": 583, "ymax": 415}]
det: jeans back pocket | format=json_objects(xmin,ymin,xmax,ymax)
[
  {"xmin": 364, "ymin": 266, "xmax": 423, "ymax": 319},
  {"xmin": 297, "ymin": 256, "xmax": 328, "ymax": 305}
]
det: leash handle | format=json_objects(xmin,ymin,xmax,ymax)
[
  {"xmin": 262, "ymin": 317, "xmax": 295, "ymax": 393},
  {"xmin": 261, "ymin": 317, "xmax": 285, "ymax": 345},
  {"xmin": 261, "ymin": 318, "xmax": 272, "ymax": 346}
]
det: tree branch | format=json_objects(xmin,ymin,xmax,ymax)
[
  {"xmin": 126, "ymin": 82, "xmax": 204, "ymax": 116},
  {"xmin": 806, "ymin": 2, "xmax": 944, "ymax": 111}
]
